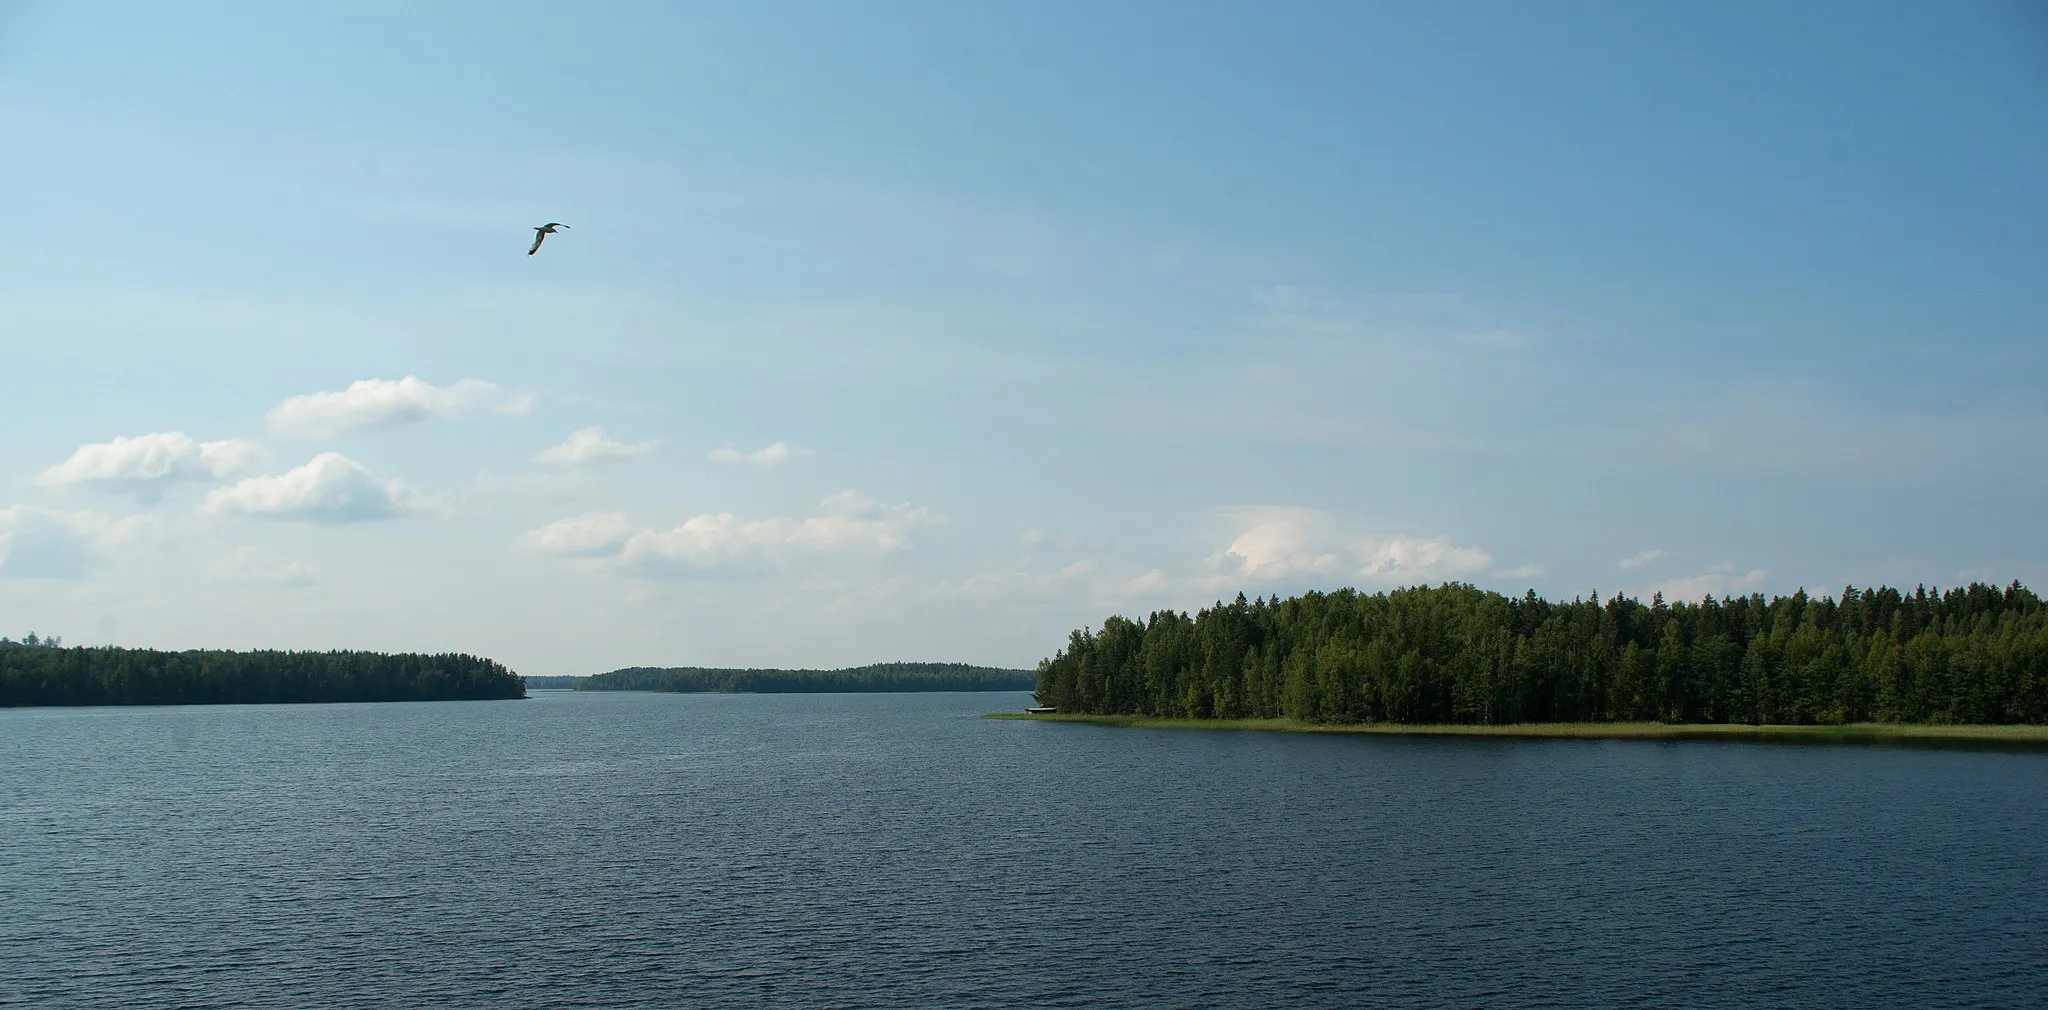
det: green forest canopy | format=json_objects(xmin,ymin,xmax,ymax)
[
  {"xmin": 1034, "ymin": 581, "xmax": 2048, "ymax": 726},
  {"xmin": 581, "ymin": 662, "xmax": 1034, "ymax": 693},
  {"xmin": 0, "ymin": 641, "xmax": 526, "ymax": 707}
]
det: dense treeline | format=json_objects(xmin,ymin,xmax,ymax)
[
  {"xmin": 582, "ymin": 662, "xmax": 1035, "ymax": 693},
  {"xmin": 1036, "ymin": 582, "xmax": 2048, "ymax": 725},
  {"xmin": 523, "ymin": 675, "xmax": 583, "ymax": 690},
  {"xmin": 0, "ymin": 645, "xmax": 526, "ymax": 707}
]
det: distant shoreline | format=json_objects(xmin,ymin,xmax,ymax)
[
  {"xmin": 982, "ymin": 713, "xmax": 2048, "ymax": 750},
  {"xmin": 560, "ymin": 662, "xmax": 1034, "ymax": 694}
]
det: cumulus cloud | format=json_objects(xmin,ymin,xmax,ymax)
[
  {"xmin": 1215, "ymin": 507, "xmax": 1345, "ymax": 580},
  {"xmin": 0, "ymin": 507, "xmax": 153, "ymax": 579},
  {"xmin": 1646, "ymin": 563, "xmax": 1772, "ymax": 602},
  {"xmin": 1494, "ymin": 563, "xmax": 1547, "ymax": 581},
  {"xmin": 520, "ymin": 490, "xmax": 944, "ymax": 578},
  {"xmin": 1125, "ymin": 569, "xmax": 1169, "ymax": 594},
  {"xmin": 534, "ymin": 427, "xmax": 657, "ymax": 465},
  {"xmin": 1619, "ymin": 549, "xmax": 1668, "ymax": 571},
  {"xmin": 709, "ymin": 442, "xmax": 812, "ymax": 467},
  {"xmin": 267, "ymin": 376, "xmax": 532, "ymax": 437},
  {"xmin": 1358, "ymin": 537, "xmax": 1494, "ymax": 580},
  {"xmin": 787, "ymin": 490, "xmax": 943, "ymax": 553},
  {"xmin": 1210, "ymin": 506, "xmax": 1492, "ymax": 584},
  {"xmin": 515, "ymin": 513, "xmax": 635, "ymax": 558},
  {"xmin": 34, "ymin": 432, "xmax": 266, "ymax": 497},
  {"xmin": 204, "ymin": 453, "xmax": 422, "ymax": 524}
]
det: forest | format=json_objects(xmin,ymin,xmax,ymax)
[
  {"xmin": 581, "ymin": 661, "xmax": 1034, "ymax": 693},
  {"xmin": 523, "ymin": 675, "xmax": 582, "ymax": 690},
  {"xmin": 1034, "ymin": 582, "xmax": 2048, "ymax": 726},
  {"xmin": 0, "ymin": 639, "xmax": 526, "ymax": 707}
]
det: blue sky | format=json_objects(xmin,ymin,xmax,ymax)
[{"xmin": 2, "ymin": 1, "xmax": 2043, "ymax": 674}]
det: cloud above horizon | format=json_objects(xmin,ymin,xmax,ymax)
[
  {"xmin": 516, "ymin": 512, "xmax": 636, "ymax": 558},
  {"xmin": 1209, "ymin": 506, "xmax": 1493, "ymax": 585},
  {"xmin": 521, "ymin": 490, "xmax": 944, "ymax": 578},
  {"xmin": 1619, "ymin": 549, "xmax": 1668, "ymax": 571},
  {"xmin": 535, "ymin": 426, "xmax": 657, "ymax": 465},
  {"xmin": 204, "ymin": 453, "xmax": 423, "ymax": 523},
  {"xmin": 709, "ymin": 442, "xmax": 812, "ymax": 467},
  {"xmin": 1645, "ymin": 563, "xmax": 1772, "ymax": 602},
  {"xmin": 267, "ymin": 376, "xmax": 532, "ymax": 437},
  {"xmin": 34, "ymin": 432, "xmax": 266, "ymax": 497}
]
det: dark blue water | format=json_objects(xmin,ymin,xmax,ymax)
[{"xmin": 2, "ymin": 692, "xmax": 2044, "ymax": 1008}]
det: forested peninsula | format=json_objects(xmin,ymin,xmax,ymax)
[
  {"xmin": 581, "ymin": 662, "xmax": 1034, "ymax": 693},
  {"xmin": 0, "ymin": 640, "xmax": 526, "ymax": 707},
  {"xmin": 1032, "ymin": 582, "xmax": 2048, "ymax": 726}
]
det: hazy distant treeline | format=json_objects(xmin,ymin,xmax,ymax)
[
  {"xmin": 523, "ymin": 675, "xmax": 583, "ymax": 690},
  {"xmin": 0, "ymin": 645, "xmax": 526, "ymax": 707},
  {"xmin": 581, "ymin": 662, "xmax": 1034, "ymax": 693},
  {"xmin": 1036, "ymin": 582, "xmax": 2048, "ymax": 726}
]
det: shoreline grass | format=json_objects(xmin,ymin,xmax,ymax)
[{"xmin": 980, "ymin": 712, "xmax": 2048, "ymax": 750}]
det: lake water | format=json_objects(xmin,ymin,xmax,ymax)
[{"xmin": 2, "ymin": 691, "xmax": 2044, "ymax": 1008}]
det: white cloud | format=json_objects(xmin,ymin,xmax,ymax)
[
  {"xmin": 1494, "ymin": 563, "xmax": 1547, "ymax": 581},
  {"xmin": 1359, "ymin": 537, "xmax": 1493, "ymax": 580},
  {"xmin": 515, "ymin": 513, "xmax": 635, "ymax": 558},
  {"xmin": 1646, "ymin": 563, "xmax": 1772, "ymax": 602},
  {"xmin": 1212, "ymin": 506, "xmax": 1344, "ymax": 580},
  {"xmin": 34, "ymin": 432, "xmax": 266, "ymax": 497},
  {"xmin": 1018, "ymin": 527, "xmax": 1048, "ymax": 546},
  {"xmin": 521, "ymin": 490, "xmax": 944, "ymax": 578},
  {"xmin": 0, "ymin": 507, "xmax": 153, "ymax": 579},
  {"xmin": 204, "ymin": 453, "xmax": 422, "ymax": 524},
  {"xmin": 534, "ymin": 427, "xmax": 657, "ymax": 465},
  {"xmin": 267, "ymin": 376, "xmax": 532, "ymax": 437},
  {"xmin": 1125, "ymin": 569, "xmax": 1169, "ymax": 594},
  {"xmin": 619, "ymin": 514, "xmax": 799, "ymax": 574},
  {"xmin": 1619, "ymin": 549, "xmax": 1668, "ymax": 571},
  {"xmin": 788, "ymin": 490, "xmax": 944, "ymax": 553},
  {"xmin": 1209, "ymin": 506, "xmax": 1491, "ymax": 584},
  {"xmin": 709, "ymin": 441, "xmax": 812, "ymax": 467}
]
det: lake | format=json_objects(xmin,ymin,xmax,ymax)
[{"xmin": 2, "ymin": 691, "xmax": 2043, "ymax": 1008}]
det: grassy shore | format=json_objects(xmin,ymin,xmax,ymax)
[{"xmin": 981, "ymin": 712, "xmax": 2048, "ymax": 749}]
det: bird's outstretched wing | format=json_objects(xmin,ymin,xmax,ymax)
[{"xmin": 528, "ymin": 231, "xmax": 546, "ymax": 255}]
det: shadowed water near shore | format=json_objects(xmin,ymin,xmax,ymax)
[{"xmin": 985, "ymin": 713, "xmax": 2048, "ymax": 752}]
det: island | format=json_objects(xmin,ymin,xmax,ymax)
[
  {"xmin": 577, "ymin": 661, "xmax": 1034, "ymax": 694},
  {"xmin": 0, "ymin": 639, "xmax": 525, "ymax": 707},
  {"xmin": 1011, "ymin": 581, "xmax": 2048, "ymax": 740}
]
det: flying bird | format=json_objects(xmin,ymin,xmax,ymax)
[{"xmin": 528, "ymin": 222, "xmax": 569, "ymax": 256}]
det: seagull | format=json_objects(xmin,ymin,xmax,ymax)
[{"xmin": 528, "ymin": 222, "xmax": 569, "ymax": 256}]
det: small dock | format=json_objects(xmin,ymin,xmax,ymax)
[{"xmin": 1025, "ymin": 706, "xmax": 1058, "ymax": 715}]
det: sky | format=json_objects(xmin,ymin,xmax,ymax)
[{"xmin": 2, "ymin": 1, "xmax": 2044, "ymax": 675}]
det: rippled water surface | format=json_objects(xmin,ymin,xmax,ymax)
[{"xmin": 4, "ymin": 691, "xmax": 2045, "ymax": 1008}]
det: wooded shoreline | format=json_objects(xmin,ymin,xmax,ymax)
[
  {"xmin": 0, "ymin": 644, "xmax": 525, "ymax": 707},
  {"xmin": 1032, "ymin": 581, "xmax": 2048, "ymax": 727}
]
